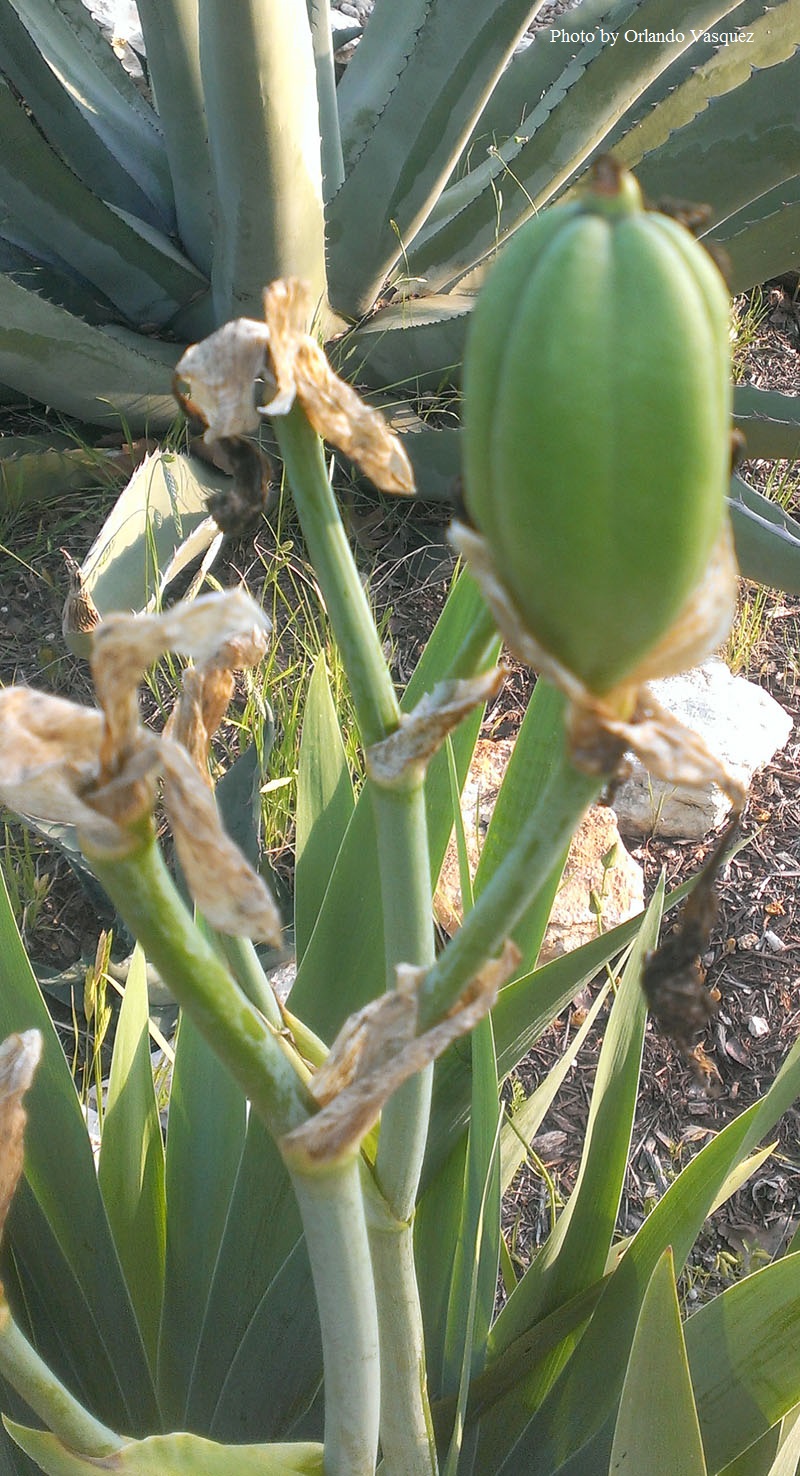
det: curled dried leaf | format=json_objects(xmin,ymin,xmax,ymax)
[
  {"xmin": 642, "ymin": 815, "xmax": 740, "ymax": 1055},
  {"xmin": 166, "ymin": 666, "xmax": 235, "ymax": 783},
  {"xmin": 0, "ymin": 688, "xmax": 133, "ymax": 851},
  {"xmin": 0, "ymin": 593, "xmax": 281, "ymax": 938},
  {"xmin": 367, "ymin": 668, "xmax": 507, "ymax": 786},
  {"xmin": 160, "ymin": 741, "xmax": 282, "ymax": 945},
  {"xmin": 0, "ymin": 1031, "xmax": 42, "ymax": 1240},
  {"xmin": 174, "ymin": 319, "xmax": 271, "ymax": 438},
  {"xmin": 281, "ymin": 941, "xmax": 520, "ymax": 1165},
  {"xmin": 262, "ymin": 279, "xmax": 416, "ymax": 494},
  {"xmin": 92, "ymin": 591, "xmax": 270, "ymax": 776}
]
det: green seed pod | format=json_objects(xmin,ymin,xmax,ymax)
[{"xmin": 462, "ymin": 161, "xmax": 733, "ymax": 696}]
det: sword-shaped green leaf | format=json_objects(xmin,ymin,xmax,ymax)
[
  {"xmin": 98, "ymin": 948, "xmax": 166, "ymax": 1374},
  {"xmin": 295, "ymin": 654, "xmax": 355, "ymax": 962},
  {"xmin": 611, "ymin": 1249, "xmax": 707, "ymax": 1476},
  {"xmin": 7, "ymin": 0, "xmax": 173, "ymax": 226}
]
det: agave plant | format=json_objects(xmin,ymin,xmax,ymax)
[{"xmin": 1, "ymin": 0, "xmax": 800, "ymax": 569}]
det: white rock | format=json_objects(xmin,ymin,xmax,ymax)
[
  {"xmin": 435, "ymin": 739, "xmax": 644, "ymax": 963},
  {"xmin": 612, "ymin": 658, "xmax": 793, "ymax": 841}
]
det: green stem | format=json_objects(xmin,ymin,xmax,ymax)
[
  {"xmin": 371, "ymin": 780, "xmax": 439, "ymax": 1476},
  {"xmin": 417, "ymin": 709, "xmax": 605, "ymax": 1032},
  {"xmin": 274, "ymin": 406, "xmax": 438, "ymax": 1473},
  {"xmin": 86, "ymin": 834, "xmax": 311, "ymax": 1139},
  {"xmin": 0, "ymin": 1303, "xmax": 120, "ymax": 1456},
  {"xmin": 214, "ymin": 931, "xmax": 284, "ymax": 1028},
  {"xmin": 273, "ymin": 409, "xmax": 401, "ymax": 747},
  {"xmin": 367, "ymin": 1203, "xmax": 438, "ymax": 1476},
  {"xmin": 373, "ymin": 780, "xmax": 436, "ymax": 1216},
  {"xmin": 288, "ymin": 1156, "xmax": 381, "ymax": 1476}
]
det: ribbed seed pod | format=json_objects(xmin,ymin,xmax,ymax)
[{"xmin": 461, "ymin": 161, "xmax": 733, "ymax": 697}]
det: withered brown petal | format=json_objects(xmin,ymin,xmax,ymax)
[
  {"xmin": 281, "ymin": 941, "xmax": 520, "ymax": 1165},
  {"xmin": 161, "ymin": 740, "xmax": 282, "ymax": 945},
  {"xmin": 0, "ymin": 1031, "xmax": 41, "ymax": 1240},
  {"xmin": 367, "ymin": 668, "xmax": 506, "ymax": 785},
  {"xmin": 175, "ymin": 319, "xmax": 271, "ymax": 439},
  {"xmin": 261, "ymin": 278, "xmax": 416, "ymax": 495}
]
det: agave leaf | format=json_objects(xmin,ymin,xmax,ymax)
[
  {"xmin": 0, "ymin": 79, "xmax": 206, "ymax": 327},
  {"xmin": 335, "ymin": 0, "xmax": 438, "ymax": 172},
  {"xmin": 4, "ymin": 1426, "xmax": 324, "ymax": 1476},
  {"xmin": 610, "ymin": 1249, "xmax": 707, "ymax": 1475},
  {"xmin": 134, "ymin": 0, "xmax": 214, "ymax": 276},
  {"xmin": 395, "ymin": 423, "xmax": 461, "ymax": 503},
  {"xmin": 0, "ymin": 0, "xmax": 166, "ymax": 231},
  {"xmin": 719, "ymin": 183, "xmax": 800, "ymax": 294},
  {"xmin": 0, "ymin": 277, "xmax": 178, "ymax": 431},
  {"xmin": 78, "ymin": 450, "xmax": 224, "ymax": 619},
  {"xmin": 326, "ymin": 0, "xmax": 535, "ymax": 316},
  {"xmin": 729, "ymin": 473, "xmax": 800, "ymax": 594},
  {"xmin": 294, "ymin": 654, "xmax": 355, "ymax": 962},
  {"xmin": 733, "ymin": 388, "xmax": 800, "ymax": 462},
  {"xmin": 199, "ymin": 0, "xmax": 327, "ymax": 323},
  {"xmin": 408, "ymin": 0, "xmax": 749, "ymax": 291},
  {"xmin": 337, "ymin": 295, "xmax": 472, "ymax": 395},
  {"xmin": 461, "ymin": 0, "xmax": 634, "ymax": 161},
  {"xmin": 0, "ymin": 236, "xmax": 120, "ymax": 327},
  {"xmin": 307, "ymin": 0, "xmax": 344, "ymax": 200},
  {"xmin": 97, "ymin": 947, "xmax": 166, "ymax": 1374},
  {"xmin": 631, "ymin": 46, "xmax": 800, "ymax": 230},
  {"xmin": 614, "ymin": 0, "xmax": 799, "ymax": 184},
  {"xmin": 7, "ymin": 0, "xmax": 173, "ymax": 226},
  {"xmin": 687, "ymin": 1254, "xmax": 800, "ymax": 1473},
  {"xmin": 157, "ymin": 1014, "xmax": 247, "ymax": 1426},
  {"xmin": 575, "ymin": 0, "xmax": 769, "ymax": 169},
  {"xmin": 0, "ymin": 440, "xmax": 127, "ymax": 512}
]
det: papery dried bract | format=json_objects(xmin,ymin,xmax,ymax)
[
  {"xmin": 160, "ymin": 742, "xmax": 282, "ymax": 945},
  {"xmin": 262, "ymin": 279, "xmax": 415, "ymax": 494},
  {"xmin": 174, "ymin": 319, "xmax": 271, "ymax": 438},
  {"xmin": 367, "ymin": 668, "xmax": 506, "ymax": 786},
  {"xmin": 175, "ymin": 280, "xmax": 415, "ymax": 496},
  {"xmin": 0, "ymin": 1031, "xmax": 41, "ymax": 1240},
  {"xmin": 92, "ymin": 591, "xmax": 270, "ymax": 776},
  {"xmin": 165, "ymin": 665, "xmax": 235, "ymax": 784},
  {"xmin": 281, "ymin": 941, "xmax": 520, "ymax": 1164},
  {"xmin": 0, "ymin": 689, "xmax": 132, "ymax": 851}
]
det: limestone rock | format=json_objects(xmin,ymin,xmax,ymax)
[
  {"xmin": 612, "ymin": 658, "xmax": 793, "ymax": 841},
  {"xmin": 435, "ymin": 739, "xmax": 644, "ymax": 963}
]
